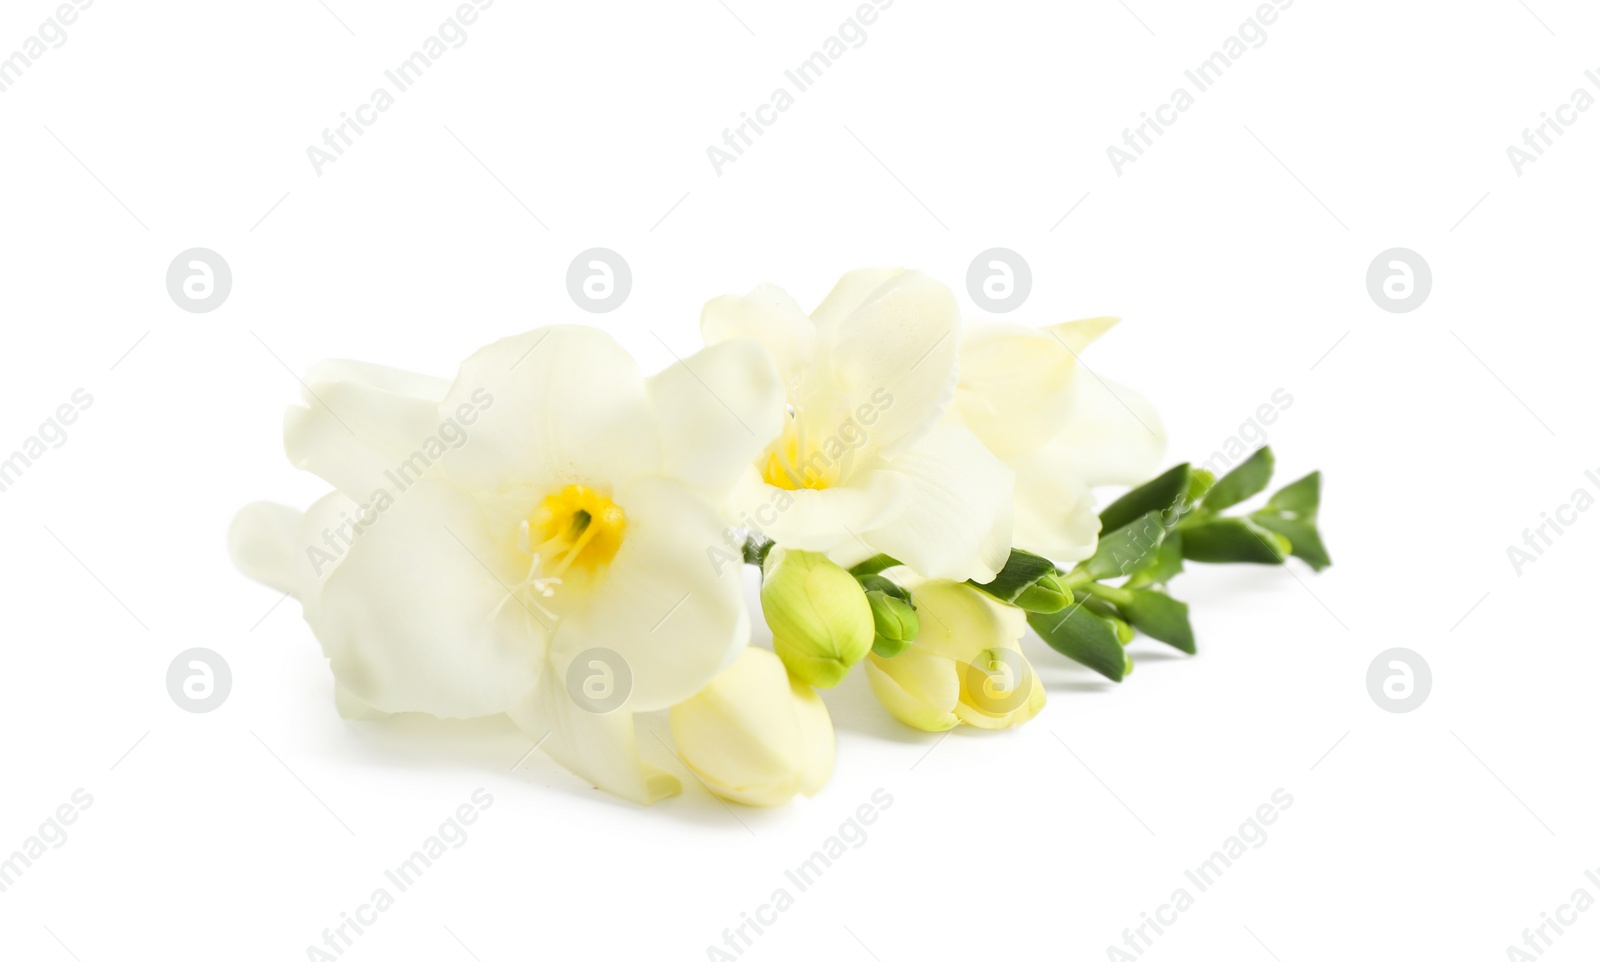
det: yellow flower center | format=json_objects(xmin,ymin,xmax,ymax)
[
  {"xmin": 527, "ymin": 485, "xmax": 626, "ymax": 574},
  {"xmin": 759, "ymin": 418, "xmax": 842, "ymax": 491}
]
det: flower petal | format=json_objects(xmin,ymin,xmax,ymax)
[
  {"xmin": 905, "ymin": 579, "xmax": 1027, "ymax": 664},
  {"xmin": 819, "ymin": 271, "xmax": 963, "ymax": 459},
  {"xmin": 546, "ymin": 476, "xmax": 749, "ymax": 713},
  {"xmin": 1060, "ymin": 375, "xmax": 1166, "ymax": 487},
  {"xmin": 310, "ymin": 478, "xmax": 547, "ymax": 718},
  {"xmin": 1007, "ymin": 442, "xmax": 1102, "ymax": 564},
  {"xmin": 283, "ymin": 360, "xmax": 452, "ymax": 499},
  {"xmin": 436, "ymin": 325, "xmax": 660, "ymax": 494},
  {"xmin": 865, "ymin": 648, "xmax": 960, "ymax": 732},
  {"xmin": 729, "ymin": 468, "xmax": 906, "ymax": 560},
  {"xmin": 1044, "ymin": 315, "xmax": 1120, "ymax": 356},
  {"xmin": 700, "ymin": 283, "xmax": 816, "ymax": 391},
  {"xmin": 808, "ymin": 267, "xmax": 905, "ymax": 338},
  {"xmin": 953, "ymin": 321, "xmax": 1079, "ymax": 460},
  {"xmin": 856, "ymin": 423, "xmax": 1014, "ymax": 582},
  {"xmin": 646, "ymin": 338, "xmax": 786, "ymax": 504},
  {"xmin": 509, "ymin": 670, "xmax": 681, "ymax": 805}
]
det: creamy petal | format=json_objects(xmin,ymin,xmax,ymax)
[
  {"xmin": 283, "ymin": 359, "xmax": 452, "ymax": 499},
  {"xmin": 1045, "ymin": 315, "xmax": 1121, "ymax": 356},
  {"xmin": 1007, "ymin": 443, "xmax": 1102, "ymax": 564},
  {"xmin": 808, "ymin": 267, "xmax": 905, "ymax": 340},
  {"xmin": 436, "ymin": 325, "xmax": 660, "ymax": 494},
  {"xmin": 1060, "ymin": 375, "xmax": 1167, "ymax": 487},
  {"xmin": 509, "ymin": 670, "xmax": 680, "ymax": 805},
  {"xmin": 310, "ymin": 478, "xmax": 546, "ymax": 718},
  {"xmin": 856, "ymin": 424, "xmax": 1014, "ymax": 582},
  {"xmin": 700, "ymin": 283, "xmax": 816, "ymax": 391},
  {"xmin": 647, "ymin": 338, "xmax": 786, "ymax": 504},
  {"xmin": 865, "ymin": 648, "xmax": 961, "ymax": 732},
  {"xmin": 731, "ymin": 468, "xmax": 907, "ymax": 559},
  {"xmin": 904, "ymin": 579, "xmax": 1028, "ymax": 664},
  {"xmin": 953, "ymin": 321, "xmax": 1079, "ymax": 460},
  {"xmin": 821, "ymin": 271, "xmax": 962, "ymax": 460}
]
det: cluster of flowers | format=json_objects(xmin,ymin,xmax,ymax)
[{"xmin": 229, "ymin": 268, "xmax": 1328, "ymax": 807}]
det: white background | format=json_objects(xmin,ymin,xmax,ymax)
[{"xmin": 2, "ymin": 0, "xmax": 1597, "ymax": 959}]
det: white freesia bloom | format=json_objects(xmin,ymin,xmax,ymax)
[
  {"xmin": 702, "ymin": 269, "xmax": 1014, "ymax": 582},
  {"xmin": 228, "ymin": 325, "xmax": 785, "ymax": 804},
  {"xmin": 951, "ymin": 316, "xmax": 1165, "ymax": 564}
]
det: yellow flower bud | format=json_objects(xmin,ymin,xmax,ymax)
[
  {"xmin": 760, "ymin": 547, "xmax": 874, "ymax": 688},
  {"xmin": 669, "ymin": 647, "xmax": 835, "ymax": 807},
  {"xmin": 865, "ymin": 580, "xmax": 1045, "ymax": 732}
]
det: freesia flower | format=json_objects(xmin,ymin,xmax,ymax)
[
  {"xmin": 228, "ymin": 325, "xmax": 785, "ymax": 804},
  {"xmin": 864, "ymin": 579, "xmax": 1046, "ymax": 731},
  {"xmin": 669, "ymin": 647, "xmax": 834, "ymax": 806},
  {"xmin": 950, "ymin": 316, "xmax": 1165, "ymax": 564},
  {"xmin": 703, "ymin": 269, "xmax": 1013, "ymax": 582}
]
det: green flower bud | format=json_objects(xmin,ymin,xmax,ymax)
[
  {"xmin": 865, "ymin": 589, "xmax": 919, "ymax": 658},
  {"xmin": 1012, "ymin": 571, "xmax": 1070, "ymax": 613},
  {"xmin": 761, "ymin": 548, "xmax": 874, "ymax": 688}
]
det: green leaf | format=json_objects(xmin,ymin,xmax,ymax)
[
  {"xmin": 969, "ymin": 549, "xmax": 1064, "ymax": 611},
  {"xmin": 1098, "ymin": 464, "xmax": 1192, "ymax": 534},
  {"xmin": 1180, "ymin": 516, "xmax": 1291, "ymax": 564},
  {"xmin": 1265, "ymin": 470, "xmax": 1321, "ymax": 517},
  {"xmin": 1028, "ymin": 605, "xmax": 1127, "ymax": 682},
  {"xmin": 1252, "ymin": 514, "xmax": 1332, "ymax": 571},
  {"xmin": 1199, "ymin": 446, "xmax": 1275, "ymax": 513},
  {"xmin": 1079, "ymin": 510, "xmax": 1167, "ymax": 581},
  {"xmin": 1118, "ymin": 589, "xmax": 1196, "ymax": 654},
  {"xmin": 849, "ymin": 554, "xmax": 901, "ymax": 577},
  {"xmin": 1186, "ymin": 469, "xmax": 1215, "ymax": 506},
  {"xmin": 1124, "ymin": 533, "xmax": 1184, "ymax": 589}
]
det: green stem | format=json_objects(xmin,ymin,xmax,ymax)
[{"xmin": 1082, "ymin": 582, "xmax": 1136, "ymax": 607}]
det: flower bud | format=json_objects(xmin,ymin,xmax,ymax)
[
  {"xmin": 669, "ymin": 647, "xmax": 835, "ymax": 807},
  {"xmin": 760, "ymin": 547, "xmax": 874, "ymax": 688},
  {"xmin": 865, "ymin": 588, "xmax": 920, "ymax": 658},
  {"xmin": 866, "ymin": 580, "xmax": 1045, "ymax": 732},
  {"xmin": 1013, "ymin": 570, "xmax": 1071, "ymax": 613}
]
